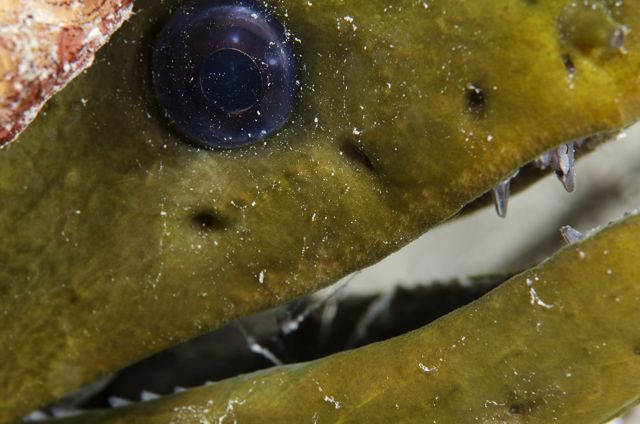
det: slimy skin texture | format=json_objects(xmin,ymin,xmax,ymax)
[
  {"xmin": 55, "ymin": 214, "xmax": 640, "ymax": 424},
  {"xmin": 1, "ymin": 0, "xmax": 639, "ymax": 421}
]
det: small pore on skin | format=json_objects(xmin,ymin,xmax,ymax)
[
  {"xmin": 509, "ymin": 404, "xmax": 523, "ymax": 415},
  {"xmin": 465, "ymin": 83, "xmax": 486, "ymax": 116},
  {"xmin": 561, "ymin": 53, "xmax": 576, "ymax": 75},
  {"xmin": 192, "ymin": 210, "xmax": 228, "ymax": 231}
]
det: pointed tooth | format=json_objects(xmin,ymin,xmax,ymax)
[
  {"xmin": 491, "ymin": 170, "xmax": 518, "ymax": 218},
  {"xmin": 174, "ymin": 386, "xmax": 187, "ymax": 393},
  {"xmin": 551, "ymin": 143, "xmax": 575, "ymax": 192},
  {"xmin": 491, "ymin": 180, "xmax": 510, "ymax": 218},
  {"xmin": 108, "ymin": 396, "xmax": 132, "ymax": 408},
  {"xmin": 140, "ymin": 390, "xmax": 161, "ymax": 401},
  {"xmin": 560, "ymin": 225, "xmax": 584, "ymax": 244},
  {"xmin": 23, "ymin": 410, "xmax": 50, "ymax": 422}
]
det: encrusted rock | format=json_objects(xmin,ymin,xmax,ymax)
[{"xmin": 0, "ymin": 0, "xmax": 133, "ymax": 147}]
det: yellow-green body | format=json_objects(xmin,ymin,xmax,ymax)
[{"xmin": 1, "ymin": 0, "xmax": 639, "ymax": 421}]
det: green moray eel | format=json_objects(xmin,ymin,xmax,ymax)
[{"xmin": 1, "ymin": 0, "xmax": 640, "ymax": 422}]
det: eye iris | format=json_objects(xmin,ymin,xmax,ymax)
[
  {"xmin": 152, "ymin": 0, "xmax": 297, "ymax": 148},
  {"xmin": 199, "ymin": 49, "xmax": 262, "ymax": 114}
]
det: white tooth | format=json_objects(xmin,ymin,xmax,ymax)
[
  {"xmin": 535, "ymin": 151, "xmax": 553, "ymax": 169},
  {"xmin": 174, "ymin": 386, "xmax": 187, "ymax": 393},
  {"xmin": 491, "ymin": 180, "xmax": 510, "ymax": 218},
  {"xmin": 560, "ymin": 225, "xmax": 584, "ymax": 244},
  {"xmin": 23, "ymin": 410, "xmax": 50, "ymax": 422},
  {"xmin": 108, "ymin": 396, "xmax": 132, "ymax": 408},
  {"xmin": 551, "ymin": 143, "xmax": 576, "ymax": 192},
  {"xmin": 51, "ymin": 407, "xmax": 82, "ymax": 418},
  {"xmin": 140, "ymin": 390, "xmax": 161, "ymax": 401},
  {"xmin": 491, "ymin": 170, "xmax": 518, "ymax": 218}
]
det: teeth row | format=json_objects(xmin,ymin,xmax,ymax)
[
  {"xmin": 23, "ymin": 407, "xmax": 83, "ymax": 421},
  {"xmin": 24, "ymin": 388, "xmax": 185, "ymax": 421},
  {"xmin": 107, "ymin": 389, "xmax": 168, "ymax": 408},
  {"xmin": 493, "ymin": 142, "xmax": 576, "ymax": 218}
]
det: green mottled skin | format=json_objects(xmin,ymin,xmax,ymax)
[{"xmin": 1, "ymin": 0, "xmax": 639, "ymax": 422}]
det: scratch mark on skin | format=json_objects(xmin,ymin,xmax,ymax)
[{"xmin": 154, "ymin": 197, "xmax": 168, "ymax": 289}]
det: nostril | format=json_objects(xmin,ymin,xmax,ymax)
[
  {"xmin": 509, "ymin": 404, "xmax": 522, "ymax": 415},
  {"xmin": 340, "ymin": 139, "xmax": 375, "ymax": 172},
  {"xmin": 465, "ymin": 83, "xmax": 486, "ymax": 114},
  {"xmin": 561, "ymin": 53, "xmax": 576, "ymax": 75},
  {"xmin": 192, "ymin": 210, "xmax": 228, "ymax": 231}
]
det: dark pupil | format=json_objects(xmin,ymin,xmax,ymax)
[
  {"xmin": 199, "ymin": 49, "xmax": 262, "ymax": 114},
  {"xmin": 152, "ymin": 0, "xmax": 297, "ymax": 148}
]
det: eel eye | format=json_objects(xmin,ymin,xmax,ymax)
[{"xmin": 152, "ymin": 0, "xmax": 297, "ymax": 149}]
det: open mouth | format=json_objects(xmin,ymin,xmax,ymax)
[
  {"xmin": 17, "ymin": 134, "xmax": 640, "ymax": 423},
  {"xmin": 3, "ymin": 0, "xmax": 640, "ymax": 423}
]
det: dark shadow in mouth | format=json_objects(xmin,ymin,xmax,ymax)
[{"xmin": 48, "ymin": 275, "xmax": 510, "ymax": 412}]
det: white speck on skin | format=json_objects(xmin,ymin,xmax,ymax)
[
  {"xmin": 258, "ymin": 270, "xmax": 265, "ymax": 284},
  {"xmin": 418, "ymin": 362, "xmax": 435, "ymax": 373},
  {"xmin": 315, "ymin": 381, "xmax": 342, "ymax": 409},
  {"xmin": 214, "ymin": 398, "xmax": 245, "ymax": 424},
  {"xmin": 323, "ymin": 395, "xmax": 341, "ymax": 409}
]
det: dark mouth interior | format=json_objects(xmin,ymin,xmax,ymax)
[{"xmin": 33, "ymin": 274, "xmax": 508, "ymax": 418}]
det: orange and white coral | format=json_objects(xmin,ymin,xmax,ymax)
[{"xmin": 0, "ymin": 0, "xmax": 133, "ymax": 147}]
